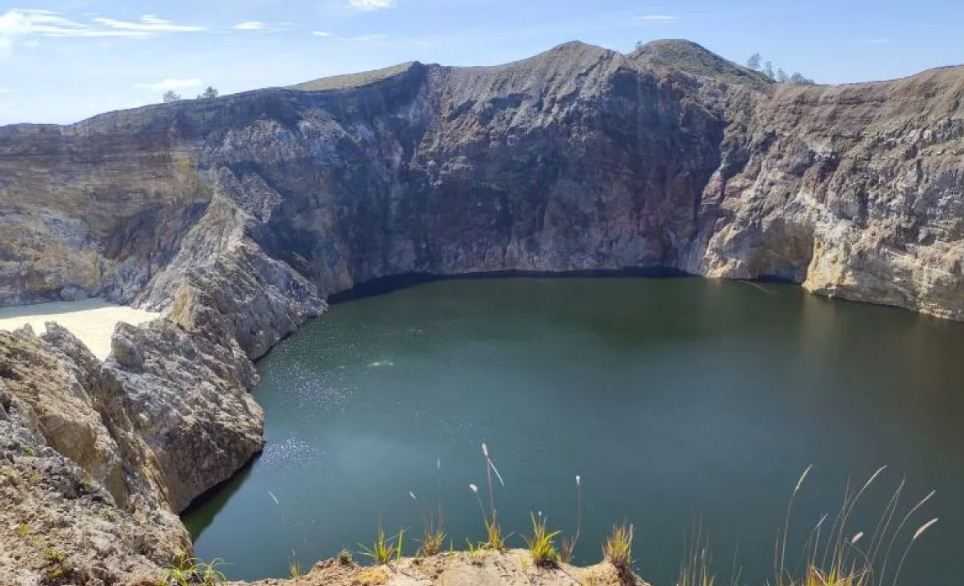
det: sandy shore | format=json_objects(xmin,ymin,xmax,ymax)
[{"xmin": 0, "ymin": 299, "xmax": 160, "ymax": 360}]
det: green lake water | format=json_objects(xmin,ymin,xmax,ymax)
[{"xmin": 183, "ymin": 277, "xmax": 964, "ymax": 585}]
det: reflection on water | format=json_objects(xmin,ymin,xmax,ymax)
[{"xmin": 182, "ymin": 278, "xmax": 964, "ymax": 586}]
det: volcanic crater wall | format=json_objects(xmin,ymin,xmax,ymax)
[
  {"xmin": 0, "ymin": 39, "xmax": 962, "ymax": 585},
  {"xmin": 2, "ymin": 40, "xmax": 962, "ymax": 330}
]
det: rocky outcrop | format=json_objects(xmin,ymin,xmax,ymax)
[
  {"xmin": 247, "ymin": 549, "xmax": 648, "ymax": 586},
  {"xmin": 0, "ymin": 38, "xmax": 962, "ymax": 584},
  {"xmin": 0, "ymin": 320, "xmax": 263, "ymax": 584},
  {"xmin": 251, "ymin": 549, "xmax": 648, "ymax": 586}
]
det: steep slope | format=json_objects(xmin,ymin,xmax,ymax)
[{"xmin": 1, "ymin": 39, "xmax": 961, "ymax": 324}]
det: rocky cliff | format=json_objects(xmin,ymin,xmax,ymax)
[
  {"xmin": 0, "ymin": 39, "xmax": 962, "ymax": 584},
  {"xmin": 2, "ymin": 39, "xmax": 962, "ymax": 327}
]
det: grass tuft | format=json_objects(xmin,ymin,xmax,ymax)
[
  {"xmin": 358, "ymin": 527, "xmax": 405, "ymax": 565},
  {"xmin": 157, "ymin": 551, "xmax": 225, "ymax": 586},
  {"xmin": 525, "ymin": 513, "xmax": 561, "ymax": 568},
  {"xmin": 417, "ymin": 513, "xmax": 447, "ymax": 557},
  {"xmin": 603, "ymin": 522, "xmax": 634, "ymax": 574},
  {"xmin": 483, "ymin": 513, "xmax": 507, "ymax": 551},
  {"xmin": 288, "ymin": 553, "xmax": 303, "ymax": 578},
  {"xmin": 337, "ymin": 548, "xmax": 354, "ymax": 566}
]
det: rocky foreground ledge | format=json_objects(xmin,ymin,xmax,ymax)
[
  {"xmin": 0, "ymin": 38, "xmax": 963, "ymax": 585},
  {"xmin": 246, "ymin": 550, "xmax": 647, "ymax": 586}
]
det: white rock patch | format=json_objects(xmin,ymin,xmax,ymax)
[{"xmin": 0, "ymin": 298, "xmax": 160, "ymax": 360}]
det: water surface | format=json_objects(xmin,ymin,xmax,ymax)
[{"xmin": 183, "ymin": 278, "xmax": 964, "ymax": 585}]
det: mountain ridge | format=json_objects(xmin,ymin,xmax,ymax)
[{"xmin": 7, "ymin": 39, "xmax": 964, "ymax": 130}]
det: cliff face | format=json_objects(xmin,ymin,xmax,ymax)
[
  {"xmin": 1, "ymin": 41, "xmax": 961, "ymax": 329},
  {"xmin": 0, "ymin": 39, "xmax": 962, "ymax": 584}
]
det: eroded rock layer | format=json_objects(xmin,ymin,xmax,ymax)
[{"xmin": 2, "ymin": 40, "xmax": 961, "ymax": 323}]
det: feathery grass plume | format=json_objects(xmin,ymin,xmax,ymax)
[
  {"xmin": 777, "ymin": 473, "xmax": 938, "ymax": 586},
  {"xmin": 603, "ymin": 522, "xmax": 634, "ymax": 575},
  {"xmin": 878, "ymin": 489, "xmax": 934, "ymax": 581},
  {"xmin": 890, "ymin": 518, "xmax": 938, "ymax": 586},
  {"xmin": 358, "ymin": 526, "xmax": 405, "ymax": 565},
  {"xmin": 817, "ymin": 466, "xmax": 887, "ymax": 574},
  {"xmin": 803, "ymin": 513, "xmax": 829, "ymax": 570},
  {"xmin": 469, "ymin": 482, "xmax": 486, "ymax": 526},
  {"xmin": 525, "ymin": 512, "xmax": 561, "ymax": 568},
  {"xmin": 481, "ymin": 441, "xmax": 504, "ymax": 515},
  {"xmin": 560, "ymin": 474, "xmax": 583, "ymax": 563}
]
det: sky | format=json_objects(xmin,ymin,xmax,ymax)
[{"xmin": 2, "ymin": 0, "xmax": 964, "ymax": 125}]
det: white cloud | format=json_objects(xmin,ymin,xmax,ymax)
[
  {"xmin": 348, "ymin": 0, "xmax": 396, "ymax": 11},
  {"xmin": 135, "ymin": 78, "xmax": 202, "ymax": 92},
  {"xmin": 311, "ymin": 31, "xmax": 387, "ymax": 42},
  {"xmin": 638, "ymin": 15, "xmax": 678, "ymax": 23},
  {"xmin": 0, "ymin": 88, "xmax": 10, "ymax": 94},
  {"xmin": 92, "ymin": 15, "xmax": 205, "ymax": 33},
  {"xmin": 0, "ymin": 9, "xmax": 205, "ymax": 53},
  {"xmin": 234, "ymin": 21, "xmax": 265, "ymax": 31}
]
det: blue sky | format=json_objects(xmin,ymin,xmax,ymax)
[{"xmin": 2, "ymin": 0, "xmax": 963, "ymax": 125}]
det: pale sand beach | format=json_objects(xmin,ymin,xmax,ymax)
[{"xmin": 0, "ymin": 299, "xmax": 160, "ymax": 360}]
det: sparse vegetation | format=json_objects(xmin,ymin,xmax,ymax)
[
  {"xmin": 43, "ymin": 547, "xmax": 73, "ymax": 582},
  {"xmin": 162, "ymin": 91, "xmax": 181, "ymax": 103},
  {"xmin": 288, "ymin": 551, "xmax": 303, "ymax": 578},
  {"xmin": 678, "ymin": 528, "xmax": 716, "ymax": 586},
  {"xmin": 745, "ymin": 52, "xmax": 815, "ymax": 84},
  {"xmin": 358, "ymin": 527, "xmax": 404, "ymax": 565},
  {"xmin": 337, "ymin": 548, "xmax": 354, "ymax": 565},
  {"xmin": 770, "ymin": 466, "xmax": 939, "ymax": 586},
  {"xmin": 483, "ymin": 513, "xmax": 507, "ymax": 551},
  {"xmin": 525, "ymin": 513, "xmax": 561, "ymax": 568},
  {"xmin": 157, "ymin": 550, "xmax": 225, "ymax": 586},
  {"xmin": 164, "ymin": 444, "xmax": 938, "ymax": 586},
  {"xmin": 417, "ymin": 513, "xmax": 447, "ymax": 557},
  {"xmin": 16, "ymin": 521, "xmax": 29, "ymax": 539},
  {"xmin": 603, "ymin": 522, "xmax": 634, "ymax": 575}
]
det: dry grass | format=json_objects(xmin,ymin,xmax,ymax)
[
  {"xmin": 774, "ymin": 467, "xmax": 938, "ymax": 586},
  {"xmin": 678, "ymin": 528, "xmax": 716, "ymax": 586},
  {"xmin": 484, "ymin": 513, "xmax": 507, "ymax": 551},
  {"xmin": 417, "ymin": 513, "xmax": 447, "ymax": 557},
  {"xmin": 603, "ymin": 522, "xmax": 634, "ymax": 574}
]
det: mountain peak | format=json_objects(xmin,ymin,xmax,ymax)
[{"xmin": 630, "ymin": 38, "xmax": 771, "ymax": 86}]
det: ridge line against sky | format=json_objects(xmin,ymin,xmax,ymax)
[{"xmin": 1, "ymin": 0, "xmax": 963, "ymax": 125}]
